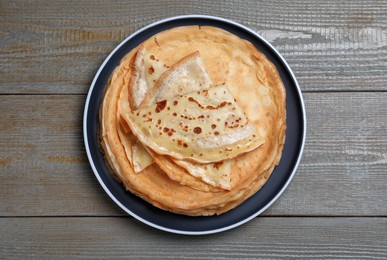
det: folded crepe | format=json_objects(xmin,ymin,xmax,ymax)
[
  {"xmin": 100, "ymin": 26, "xmax": 286, "ymax": 216},
  {"xmin": 123, "ymin": 49, "xmax": 235, "ymax": 190},
  {"xmin": 122, "ymin": 45, "xmax": 167, "ymax": 172},
  {"xmin": 123, "ymin": 84, "xmax": 265, "ymax": 189}
]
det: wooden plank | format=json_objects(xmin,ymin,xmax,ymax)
[
  {"xmin": 0, "ymin": 95, "xmax": 124, "ymax": 216},
  {"xmin": 1, "ymin": 0, "xmax": 386, "ymax": 94},
  {"xmin": 0, "ymin": 92, "xmax": 386, "ymax": 217},
  {"xmin": 271, "ymin": 92, "xmax": 387, "ymax": 216},
  {"xmin": 1, "ymin": 217, "xmax": 386, "ymax": 258}
]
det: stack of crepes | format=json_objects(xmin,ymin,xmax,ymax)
[{"xmin": 99, "ymin": 26, "xmax": 286, "ymax": 216}]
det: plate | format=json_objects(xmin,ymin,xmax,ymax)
[{"xmin": 83, "ymin": 15, "xmax": 306, "ymax": 235}]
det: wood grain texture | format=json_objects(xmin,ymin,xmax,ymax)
[
  {"xmin": 1, "ymin": 217, "xmax": 386, "ymax": 258},
  {"xmin": 1, "ymin": 93, "xmax": 386, "ymax": 216},
  {"xmin": 1, "ymin": 0, "xmax": 386, "ymax": 258},
  {"xmin": 272, "ymin": 91, "xmax": 387, "ymax": 216},
  {"xmin": 0, "ymin": 95, "xmax": 124, "ymax": 216},
  {"xmin": 1, "ymin": 0, "xmax": 386, "ymax": 94}
]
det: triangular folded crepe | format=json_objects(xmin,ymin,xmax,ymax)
[
  {"xmin": 124, "ymin": 85, "xmax": 264, "ymax": 164},
  {"xmin": 136, "ymin": 51, "xmax": 239, "ymax": 189},
  {"xmin": 128, "ymin": 45, "xmax": 168, "ymax": 110},
  {"xmin": 123, "ymin": 46, "xmax": 168, "ymax": 172},
  {"xmin": 140, "ymin": 51, "xmax": 213, "ymax": 107},
  {"xmin": 125, "ymin": 49, "xmax": 215, "ymax": 174}
]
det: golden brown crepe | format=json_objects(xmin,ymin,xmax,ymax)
[
  {"xmin": 124, "ymin": 46, "xmax": 167, "ymax": 173},
  {"xmin": 124, "ymin": 49, "xmax": 234, "ymax": 190},
  {"xmin": 99, "ymin": 26, "xmax": 286, "ymax": 216},
  {"xmin": 123, "ymin": 85, "xmax": 265, "ymax": 190},
  {"xmin": 124, "ymin": 85, "xmax": 264, "ymax": 163},
  {"xmin": 140, "ymin": 51, "xmax": 212, "ymax": 105},
  {"xmin": 128, "ymin": 45, "xmax": 167, "ymax": 110}
]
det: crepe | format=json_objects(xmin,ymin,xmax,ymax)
[
  {"xmin": 128, "ymin": 45, "xmax": 168, "ymax": 110},
  {"xmin": 124, "ymin": 46, "xmax": 168, "ymax": 172},
  {"xmin": 123, "ymin": 84, "xmax": 265, "ymax": 190},
  {"xmin": 99, "ymin": 26, "xmax": 286, "ymax": 216},
  {"xmin": 124, "ymin": 85, "xmax": 264, "ymax": 163},
  {"xmin": 140, "ymin": 51, "xmax": 213, "ymax": 106},
  {"xmin": 124, "ymin": 49, "xmax": 234, "ymax": 190}
]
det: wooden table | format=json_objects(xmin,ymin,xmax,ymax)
[{"xmin": 1, "ymin": 0, "xmax": 386, "ymax": 258}]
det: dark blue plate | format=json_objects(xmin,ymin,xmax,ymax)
[{"xmin": 83, "ymin": 15, "xmax": 306, "ymax": 235}]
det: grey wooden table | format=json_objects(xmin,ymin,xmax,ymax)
[{"xmin": 1, "ymin": 0, "xmax": 386, "ymax": 258}]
